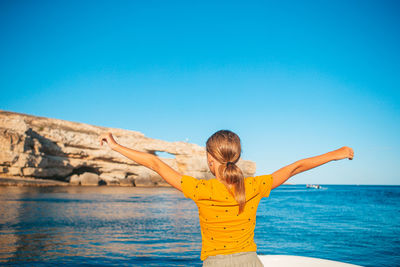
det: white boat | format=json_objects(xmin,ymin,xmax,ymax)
[
  {"xmin": 306, "ymin": 184, "xmax": 322, "ymax": 189},
  {"xmin": 258, "ymin": 255, "xmax": 361, "ymax": 266}
]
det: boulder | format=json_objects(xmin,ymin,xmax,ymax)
[
  {"xmin": 69, "ymin": 174, "xmax": 80, "ymax": 185},
  {"xmin": 79, "ymin": 172, "xmax": 99, "ymax": 186}
]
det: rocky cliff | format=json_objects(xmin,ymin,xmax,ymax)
[{"xmin": 0, "ymin": 110, "xmax": 256, "ymax": 186}]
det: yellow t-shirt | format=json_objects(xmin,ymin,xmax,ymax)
[{"xmin": 180, "ymin": 174, "xmax": 273, "ymax": 261}]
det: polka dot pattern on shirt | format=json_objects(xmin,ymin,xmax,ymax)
[{"xmin": 180, "ymin": 174, "xmax": 273, "ymax": 261}]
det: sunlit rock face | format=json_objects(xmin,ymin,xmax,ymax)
[{"xmin": 0, "ymin": 110, "xmax": 256, "ymax": 186}]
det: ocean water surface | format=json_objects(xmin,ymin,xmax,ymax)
[{"xmin": 0, "ymin": 184, "xmax": 398, "ymax": 266}]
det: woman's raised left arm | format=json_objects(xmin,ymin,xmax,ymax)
[{"xmin": 271, "ymin": 146, "xmax": 354, "ymax": 189}]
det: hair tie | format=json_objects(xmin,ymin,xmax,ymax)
[{"xmin": 226, "ymin": 161, "xmax": 234, "ymax": 167}]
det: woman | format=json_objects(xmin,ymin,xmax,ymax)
[{"xmin": 99, "ymin": 130, "xmax": 354, "ymax": 266}]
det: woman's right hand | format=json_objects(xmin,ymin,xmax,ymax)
[
  {"xmin": 99, "ymin": 132, "xmax": 118, "ymax": 150},
  {"xmin": 335, "ymin": 146, "xmax": 354, "ymax": 160}
]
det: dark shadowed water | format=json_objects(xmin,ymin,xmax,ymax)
[{"xmin": 0, "ymin": 185, "xmax": 399, "ymax": 266}]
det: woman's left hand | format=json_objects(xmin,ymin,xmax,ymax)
[
  {"xmin": 99, "ymin": 132, "xmax": 118, "ymax": 150},
  {"xmin": 335, "ymin": 146, "xmax": 354, "ymax": 160}
]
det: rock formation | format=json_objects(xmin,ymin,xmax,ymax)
[{"xmin": 0, "ymin": 110, "xmax": 256, "ymax": 186}]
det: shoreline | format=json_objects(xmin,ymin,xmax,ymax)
[
  {"xmin": 0, "ymin": 177, "xmax": 171, "ymax": 187},
  {"xmin": 0, "ymin": 177, "xmax": 69, "ymax": 187}
]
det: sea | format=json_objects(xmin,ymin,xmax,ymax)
[{"xmin": 0, "ymin": 184, "xmax": 398, "ymax": 267}]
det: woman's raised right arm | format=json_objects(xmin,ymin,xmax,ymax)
[
  {"xmin": 271, "ymin": 146, "xmax": 354, "ymax": 189},
  {"xmin": 99, "ymin": 132, "xmax": 183, "ymax": 191}
]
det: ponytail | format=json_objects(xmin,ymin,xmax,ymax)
[{"xmin": 206, "ymin": 130, "xmax": 246, "ymax": 215}]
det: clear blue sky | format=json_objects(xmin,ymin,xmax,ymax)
[{"xmin": 1, "ymin": 0, "xmax": 399, "ymax": 185}]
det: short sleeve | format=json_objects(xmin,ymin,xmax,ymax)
[
  {"xmin": 258, "ymin": 174, "xmax": 273, "ymax": 198},
  {"xmin": 181, "ymin": 174, "xmax": 201, "ymax": 201}
]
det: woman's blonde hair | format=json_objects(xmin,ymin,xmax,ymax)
[{"xmin": 206, "ymin": 130, "xmax": 246, "ymax": 214}]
